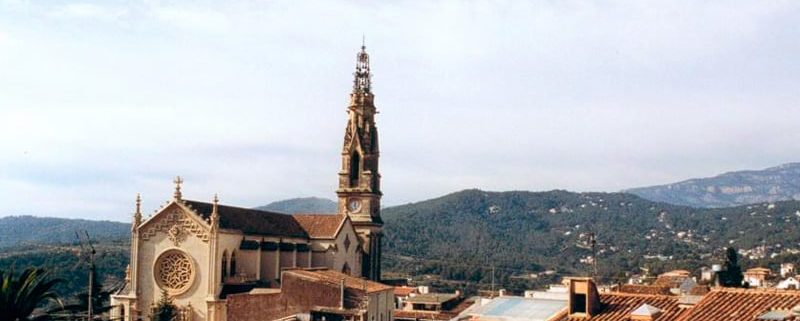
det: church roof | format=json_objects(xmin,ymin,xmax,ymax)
[
  {"xmin": 182, "ymin": 200, "xmax": 308, "ymax": 238},
  {"xmin": 292, "ymin": 214, "xmax": 345, "ymax": 239}
]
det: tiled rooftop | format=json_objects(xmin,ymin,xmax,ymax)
[
  {"xmin": 284, "ymin": 269, "xmax": 393, "ymax": 294},
  {"xmin": 552, "ymin": 293, "xmax": 684, "ymax": 321},
  {"xmin": 677, "ymin": 288, "xmax": 800, "ymax": 321},
  {"xmin": 292, "ymin": 214, "xmax": 345, "ymax": 239}
]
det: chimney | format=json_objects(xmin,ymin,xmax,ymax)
[{"xmin": 568, "ymin": 278, "xmax": 602, "ymax": 318}]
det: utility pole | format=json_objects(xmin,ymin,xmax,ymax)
[
  {"xmin": 77, "ymin": 231, "xmax": 97, "ymax": 321},
  {"xmin": 589, "ymin": 232, "xmax": 598, "ymax": 278},
  {"xmin": 490, "ymin": 265, "xmax": 495, "ymax": 297}
]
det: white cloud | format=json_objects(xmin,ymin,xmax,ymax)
[
  {"xmin": 45, "ymin": 3, "xmax": 128, "ymax": 21},
  {"xmin": 0, "ymin": 1, "xmax": 799, "ymax": 220},
  {"xmin": 148, "ymin": 5, "xmax": 231, "ymax": 33}
]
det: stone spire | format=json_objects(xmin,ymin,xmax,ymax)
[
  {"xmin": 353, "ymin": 41, "xmax": 371, "ymax": 94},
  {"xmin": 337, "ymin": 44, "xmax": 383, "ymax": 281},
  {"xmin": 132, "ymin": 193, "xmax": 142, "ymax": 229},
  {"xmin": 210, "ymin": 194, "xmax": 220, "ymax": 230},
  {"xmin": 173, "ymin": 176, "xmax": 183, "ymax": 200}
]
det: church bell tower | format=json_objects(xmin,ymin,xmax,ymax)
[{"xmin": 337, "ymin": 44, "xmax": 383, "ymax": 281}]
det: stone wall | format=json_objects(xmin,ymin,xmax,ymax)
[{"xmin": 226, "ymin": 273, "xmax": 367, "ymax": 321}]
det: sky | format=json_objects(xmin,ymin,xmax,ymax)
[{"xmin": 1, "ymin": 0, "xmax": 799, "ymax": 222}]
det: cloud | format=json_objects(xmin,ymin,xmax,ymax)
[
  {"xmin": 148, "ymin": 5, "xmax": 231, "ymax": 33},
  {"xmin": 0, "ymin": 1, "xmax": 799, "ymax": 220},
  {"xmin": 45, "ymin": 3, "xmax": 128, "ymax": 21}
]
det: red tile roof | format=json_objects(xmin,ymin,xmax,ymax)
[
  {"xmin": 653, "ymin": 275, "xmax": 691, "ymax": 289},
  {"xmin": 552, "ymin": 293, "xmax": 685, "ymax": 321},
  {"xmin": 284, "ymin": 269, "xmax": 393, "ymax": 294},
  {"xmin": 617, "ymin": 284, "xmax": 673, "ymax": 296},
  {"xmin": 292, "ymin": 214, "xmax": 346, "ymax": 239},
  {"xmin": 393, "ymin": 310, "xmax": 453, "ymax": 321},
  {"xmin": 394, "ymin": 298, "xmax": 474, "ymax": 321},
  {"xmin": 677, "ymin": 287, "xmax": 800, "ymax": 321},
  {"xmin": 394, "ymin": 286, "xmax": 417, "ymax": 297}
]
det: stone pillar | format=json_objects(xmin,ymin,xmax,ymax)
[{"xmin": 275, "ymin": 241, "xmax": 281, "ymax": 281}]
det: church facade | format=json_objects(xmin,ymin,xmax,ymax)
[{"xmin": 110, "ymin": 45, "xmax": 384, "ymax": 321}]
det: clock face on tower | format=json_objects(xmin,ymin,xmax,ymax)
[{"xmin": 347, "ymin": 198, "xmax": 362, "ymax": 213}]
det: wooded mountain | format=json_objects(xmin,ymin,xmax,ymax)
[
  {"xmin": 626, "ymin": 163, "xmax": 800, "ymax": 208},
  {"xmin": 5, "ymin": 189, "xmax": 800, "ymax": 297},
  {"xmin": 255, "ymin": 197, "xmax": 337, "ymax": 214},
  {"xmin": 381, "ymin": 189, "xmax": 800, "ymax": 292},
  {"xmin": 0, "ymin": 215, "xmax": 130, "ymax": 248}
]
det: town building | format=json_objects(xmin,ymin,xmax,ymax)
[
  {"xmin": 226, "ymin": 268, "xmax": 394, "ymax": 321},
  {"xmin": 110, "ymin": 45, "xmax": 386, "ymax": 321},
  {"xmin": 744, "ymin": 267, "xmax": 771, "ymax": 288},
  {"xmin": 393, "ymin": 291, "xmax": 472, "ymax": 321},
  {"xmin": 777, "ymin": 277, "xmax": 800, "ymax": 290},
  {"xmin": 783, "ymin": 263, "xmax": 796, "ymax": 278},
  {"xmin": 699, "ymin": 267, "xmax": 714, "ymax": 283}
]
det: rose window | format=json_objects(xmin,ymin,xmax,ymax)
[{"xmin": 154, "ymin": 250, "xmax": 195, "ymax": 294}]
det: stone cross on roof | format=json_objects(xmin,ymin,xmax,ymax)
[{"xmin": 173, "ymin": 176, "xmax": 184, "ymax": 200}]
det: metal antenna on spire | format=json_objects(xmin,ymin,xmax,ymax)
[{"xmin": 362, "ymin": 34, "xmax": 365, "ymax": 49}]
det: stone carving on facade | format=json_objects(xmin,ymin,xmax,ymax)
[
  {"xmin": 168, "ymin": 225, "xmax": 186, "ymax": 246},
  {"xmin": 155, "ymin": 249, "xmax": 195, "ymax": 295},
  {"xmin": 141, "ymin": 208, "xmax": 209, "ymax": 243}
]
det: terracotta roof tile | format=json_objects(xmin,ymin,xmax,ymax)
[
  {"xmin": 552, "ymin": 293, "xmax": 685, "ymax": 321},
  {"xmin": 688, "ymin": 285, "xmax": 710, "ymax": 296},
  {"xmin": 394, "ymin": 286, "xmax": 417, "ymax": 296},
  {"xmin": 284, "ymin": 269, "xmax": 393, "ymax": 294},
  {"xmin": 677, "ymin": 287, "xmax": 800, "ymax": 321},
  {"xmin": 292, "ymin": 214, "xmax": 346, "ymax": 239},
  {"xmin": 618, "ymin": 284, "xmax": 673, "ymax": 296},
  {"xmin": 393, "ymin": 310, "xmax": 454, "ymax": 321},
  {"xmin": 653, "ymin": 275, "xmax": 691, "ymax": 288}
]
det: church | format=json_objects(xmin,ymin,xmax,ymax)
[{"xmin": 110, "ymin": 45, "xmax": 387, "ymax": 321}]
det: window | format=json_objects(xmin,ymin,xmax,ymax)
[
  {"xmin": 349, "ymin": 152, "xmax": 361, "ymax": 187},
  {"xmin": 221, "ymin": 251, "xmax": 228, "ymax": 279},
  {"xmin": 230, "ymin": 251, "xmax": 237, "ymax": 276},
  {"xmin": 571, "ymin": 294, "xmax": 587, "ymax": 314}
]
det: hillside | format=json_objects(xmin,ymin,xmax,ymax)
[
  {"xmin": 382, "ymin": 189, "xmax": 800, "ymax": 292},
  {"xmin": 5, "ymin": 190, "xmax": 800, "ymax": 297},
  {"xmin": 626, "ymin": 163, "xmax": 800, "ymax": 208},
  {"xmin": 0, "ymin": 215, "xmax": 130, "ymax": 248},
  {"xmin": 255, "ymin": 197, "xmax": 337, "ymax": 214}
]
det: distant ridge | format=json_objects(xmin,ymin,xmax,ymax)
[
  {"xmin": 625, "ymin": 162, "xmax": 800, "ymax": 208},
  {"xmin": 0, "ymin": 215, "xmax": 130, "ymax": 248},
  {"xmin": 255, "ymin": 197, "xmax": 337, "ymax": 214},
  {"xmin": 7, "ymin": 190, "xmax": 800, "ymax": 297}
]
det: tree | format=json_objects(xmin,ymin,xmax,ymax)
[
  {"xmin": 0, "ymin": 268, "xmax": 62, "ymax": 321},
  {"xmin": 718, "ymin": 247, "xmax": 744, "ymax": 287},
  {"xmin": 151, "ymin": 289, "xmax": 177, "ymax": 321},
  {"xmin": 60, "ymin": 268, "xmax": 119, "ymax": 319}
]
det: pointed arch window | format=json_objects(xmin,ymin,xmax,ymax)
[
  {"xmin": 230, "ymin": 250, "xmax": 237, "ymax": 277},
  {"xmin": 342, "ymin": 262, "xmax": 351, "ymax": 275},
  {"xmin": 221, "ymin": 251, "xmax": 228, "ymax": 280},
  {"xmin": 349, "ymin": 152, "xmax": 361, "ymax": 187}
]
